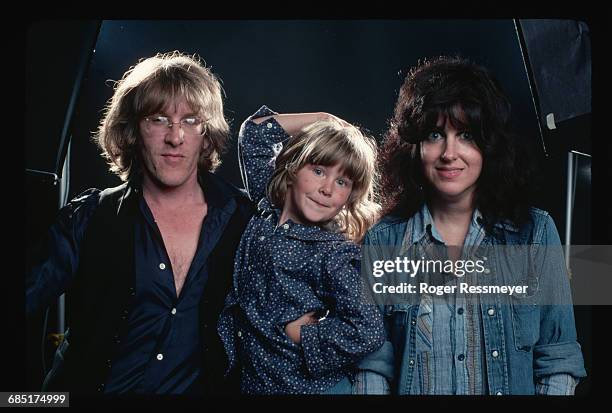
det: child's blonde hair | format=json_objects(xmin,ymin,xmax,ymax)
[{"xmin": 267, "ymin": 118, "xmax": 380, "ymax": 242}]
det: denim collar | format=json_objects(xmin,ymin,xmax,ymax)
[{"xmin": 410, "ymin": 202, "xmax": 488, "ymax": 245}]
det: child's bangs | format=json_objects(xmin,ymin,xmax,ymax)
[{"xmin": 304, "ymin": 131, "xmax": 371, "ymax": 188}]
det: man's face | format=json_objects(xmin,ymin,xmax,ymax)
[{"xmin": 138, "ymin": 96, "xmax": 206, "ymax": 190}]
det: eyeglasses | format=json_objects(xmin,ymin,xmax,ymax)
[{"xmin": 143, "ymin": 115, "xmax": 207, "ymax": 136}]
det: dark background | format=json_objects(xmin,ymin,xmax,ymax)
[{"xmin": 25, "ymin": 19, "xmax": 596, "ymax": 395}]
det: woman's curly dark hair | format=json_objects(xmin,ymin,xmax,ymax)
[{"xmin": 379, "ymin": 56, "xmax": 535, "ymax": 234}]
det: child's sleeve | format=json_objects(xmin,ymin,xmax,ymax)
[
  {"xmin": 300, "ymin": 242, "xmax": 386, "ymax": 379},
  {"xmin": 238, "ymin": 105, "xmax": 291, "ymax": 203}
]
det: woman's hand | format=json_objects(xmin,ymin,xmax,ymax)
[{"xmin": 284, "ymin": 311, "xmax": 319, "ymax": 344}]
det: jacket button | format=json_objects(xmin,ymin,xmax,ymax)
[{"xmin": 97, "ymin": 384, "xmax": 105, "ymax": 392}]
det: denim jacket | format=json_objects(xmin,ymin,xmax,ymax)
[{"xmin": 359, "ymin": 204, "xmax": 586, "ymax": 395}]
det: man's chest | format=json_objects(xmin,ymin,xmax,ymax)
[{"xmin": 154, "ymin": 209, "xmax": 206, "ymax": 294}]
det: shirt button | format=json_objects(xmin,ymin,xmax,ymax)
[
  {"xmin": 97, "ymin": 384, "xmax": 105, "ymax": 392},
  {"xmin": 282, "ymin": 223, "xmax": 289, "ymax": 230},
  {"xmin": 266, "ymin": 122, "xmax": 273, "ymax": 129},
  {"xmin": 237, "ymin": 331, "xmax": 243, "ymax": 338},
  {"xmin": 483, "ymin": 256, "xmax": 488, "ymax": 261},
  {"xmin": 171, "ymin": 308, "xmax": 177, "ymax": 315},
  {"xmin": 484, "ymin": 268, "xmax": 491, "ymax": 274},
  {"xmin": 487, "ymin": 308, "xmax": 495, "ymax": 316},
  {"xmin": 259, "ymin": 236, "xmax": 265, "ymax": 241},
  {"xmin": 457, "ymin": 354, "xmax": 465, "ymax": 361},
  {"xmin": 457, "ymin": 308, "xmax": 464, "ymax": 315},
  {"xmin": 408, "ymin": 359, "xmax": 415, "ymax": 367},
  {"xmin": 492, "ymin": 350, "xmax": 499, "ymax": 358},
  {"xmin": 159, "ymin": 263, "xmax": 166, "ymax": 270},
  {"xmin": 410, "ymin": 319, "xmax": 416, "ymax": 326},
  {"xmin": 156, "ymin": 353, "xmax": 164, "ymax": 361}
]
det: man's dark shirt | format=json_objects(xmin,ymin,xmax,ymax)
[{"xmin": 26, "ymin": 172, "xmax": 251, "ymax": 394}]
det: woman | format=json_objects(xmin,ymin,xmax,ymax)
[{"xmin": 360, "ymin": 56, "xmax": 586, "ymax": 395}]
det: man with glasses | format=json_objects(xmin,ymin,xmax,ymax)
[{"xmin": 26, "ymin": 51, "xmax": 254, "ymax": 395}]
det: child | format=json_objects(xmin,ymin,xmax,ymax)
[{"xmin": 217, "ymin": 106, "xmax": 386, "ymax": 394}]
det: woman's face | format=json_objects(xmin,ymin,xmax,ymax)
[{"xmin": 420, "ymin": 113, "xmax": 483, "ymax": 205}]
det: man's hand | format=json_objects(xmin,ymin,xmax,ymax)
[{"xmin": 284, "ymin": 311, "xmax": 319, "ymax": 344}]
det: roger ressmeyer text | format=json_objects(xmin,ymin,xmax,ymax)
[{"xmin": 372, "ymin": 282, "xmax": 529, "ymax": 296}]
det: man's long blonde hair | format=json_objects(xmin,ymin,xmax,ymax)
[{"xmin": 94, "ymin": 51, "xmax": 229, "ymax": 181}]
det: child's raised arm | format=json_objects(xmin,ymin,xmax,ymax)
[{"xmin": 238, "ymin": 105, "xmax": 349, "ymax": 203}]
